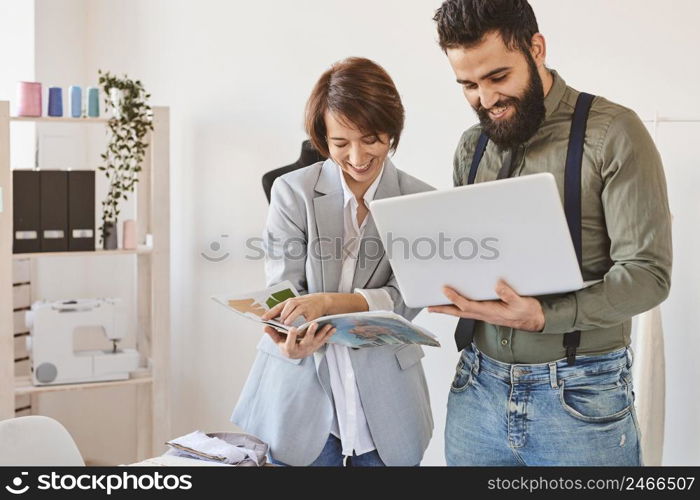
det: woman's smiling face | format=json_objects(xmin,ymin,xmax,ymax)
[{"xmin": 325, "ymin": 110, "xmax": 390, "ymax": 191}]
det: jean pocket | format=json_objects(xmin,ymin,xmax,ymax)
[
  {"xmin": 450, "ymin": 355, "xmax": 474, "ymax": 393},
  {"xmin": 559, "ymin": 372, "xmax": 633, "ymax": 423}
]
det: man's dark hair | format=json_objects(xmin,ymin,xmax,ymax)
[{"xmin": 434, "ymin": 0, "xmax": 539, "ymax": 53}]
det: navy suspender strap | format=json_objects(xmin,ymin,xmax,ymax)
[
  {"xmin": 564, "ymin": 92, "xmax": 594, "ymax": 267},
  {"xmin": 467, "ymin": 132, "xmax": 489, "ymax": 185},
  {"xmin": 453, "ymin": 92, "xmax": 596, "ymax": 366},
  {"xmin": 562, "ymin": 91, "xmax": 595, "ymax": 365}
]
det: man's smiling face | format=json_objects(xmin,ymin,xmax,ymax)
[{"xmin": 446, "ymin": 31, "xmax": 547, "ymax": 148}]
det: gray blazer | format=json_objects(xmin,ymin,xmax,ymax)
[{"xmin": 231, "ymin": 158, "xmax": 434, "ymax": 466}]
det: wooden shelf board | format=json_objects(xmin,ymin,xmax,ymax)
[
  {"xmin": 10, "ymin": 116, "xmax": 108, "ymax": 124},
  {"xmin": 12, "ymin": 247, "xmax": 152, "ymax": 259},
  {"xmin": 14, "ymin": 375, "xmax": 153, "ymax": 396}
]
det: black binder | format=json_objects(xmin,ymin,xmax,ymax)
[
  {"xmin": 39, "ymin": 170, "xmax": 68, "ymax": 252},
  {"xmin": 12, "ymin": 170, "xmax": 41, "ymax": 254},
  {"xmin": 68, "ymin": 170, "xmax": 95, "ymax": 251}
]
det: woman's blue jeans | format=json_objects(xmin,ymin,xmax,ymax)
[
  {"xmin": 445, "ymin": 343, "xmax": 643, "ymax": 466},
  {"xmin": 270, "ymin": 435, "xmax": 387, "ymax": 467}
]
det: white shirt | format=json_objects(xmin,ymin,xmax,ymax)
[{"xmin": 325, "ymin": 162, "xmax": 395, "ymax": 457}]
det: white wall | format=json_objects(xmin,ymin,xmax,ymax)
[
  {"xmin": 0, "ymin": 0, "xmax": 35, "ymax": 170},
  {"xmin": 19, "ymin": 0, "xmax": 700, "ymax": 465},
  {"xmin": 652, "ymin": 122, "xmax": 700, "ymax": 465}
]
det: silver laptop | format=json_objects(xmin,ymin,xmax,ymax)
[{"xmin": 369, "ymin": 173, "xmax": 584, "ymax": 307}]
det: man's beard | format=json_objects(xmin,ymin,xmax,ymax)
[{"xmin": 475, "ymin": 55, "xmax": 546, "ymax": 149}]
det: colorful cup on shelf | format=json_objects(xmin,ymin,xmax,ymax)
[
  {"xmin": 87, "ymin": 87, "xmax": 100, "ymax": 117},
  {"xmin": 16, "ymin": 82, "xmax": 42, "ymax": 117},
  {"xmin": 70, "ymin": 85, "xmax": 82, "ymax": 118},
  {"xmin": 48, "ymin": 87, "xmax": 63, "ymax": 117},
  {"xmin": 123, "ymin": 219, "xmax": 137, "ymax": 250}
]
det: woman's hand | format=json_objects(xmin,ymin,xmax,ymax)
[
  {"xmin": 261, "ymin": 293, "xmax": 331, "ymax": 325},
  {"xmin": 264, "ymin": 323, "xmax": 336, "ymax": 359},
  {"xmin": 261, "ymin": 292, "xmax": 370, "ymax": 325}
]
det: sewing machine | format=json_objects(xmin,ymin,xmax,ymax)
[{"xmin": 25, "ymin": 298, "xmax": 140, "ymax": 386}]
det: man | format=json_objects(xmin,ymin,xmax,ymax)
[{"xmin": 430, "ymin": 0, "xmax": 672, "ymax": 466}]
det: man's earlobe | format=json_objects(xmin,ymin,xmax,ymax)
[{"xmin": 530, "ymin": 33, "xmax": 547, "ymax": 62}]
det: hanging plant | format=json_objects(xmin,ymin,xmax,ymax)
[{"xmin": 97, "ymin": 70, "xmax": 154, "ymax": 246}]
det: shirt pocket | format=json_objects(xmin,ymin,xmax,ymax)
[
  {"xmin": 558, "ymin": 367, "xmax": 633, "ymax": 423},
  {"xmin": 256, "ymin": 335, "xmax": 303, "ymax": 366},
  {"xmin": 395, "ymin": 345, "xmax": 425, "ymax": 370}
]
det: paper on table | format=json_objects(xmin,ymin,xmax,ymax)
[{"xmin": 167, "ymin": 430, "xmax": 260, "ymax": 466}]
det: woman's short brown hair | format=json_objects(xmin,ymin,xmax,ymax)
[{"xmin": 304, "ymin": 57, "xmax": 405, "ymax": 157}]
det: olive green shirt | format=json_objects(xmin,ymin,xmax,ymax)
[{"xmin": 453, "ymin": 70, "xmax": 673, "ymax": 363}]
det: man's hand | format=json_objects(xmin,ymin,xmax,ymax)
[
  {"xmin": 264, "ymin": 322, "xmax": 336, "ymax": 359},
  {"xmin": 427, "ymin": 280, "xmax": 545, "ymax": 332},
  {"xmin": 261, "ymin": 293, "xmax": 331, "ymax": 325}
]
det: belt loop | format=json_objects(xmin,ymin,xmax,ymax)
[
  {"xmin": 473, "ymin": 350, "xmax": 480, "ymax": 375},
  {"xmin": 626, "ymin": 347, "xmax": 634, "ymax": 369},
  {"xmin": 548, "ymin": 362, "xmax": 558, "ymax": 389}
]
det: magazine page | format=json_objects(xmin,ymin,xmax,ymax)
[
  {"xmin": 211, "ymin": 280, "xmax": 299, "ymax": 331},
  {"xmin": 299, "ymin": 311, "xmax": 441, "ymax": 348}
]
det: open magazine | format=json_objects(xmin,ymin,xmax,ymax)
[{"xmin": 211, "ymin": 281, "xmax": 440, "ymax": 348}]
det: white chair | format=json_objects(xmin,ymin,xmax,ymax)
[{"xmin": 0, "ymin": 415, "xmax": 85, "ymax": 466}]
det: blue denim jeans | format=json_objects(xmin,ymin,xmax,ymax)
[
  {"xmin": 270, "ymin": 434, "xmax": 387, "ymax": 467},
  {"xmin": 445, "ymin": 344, "xmax": 643, "ymax": 466}
]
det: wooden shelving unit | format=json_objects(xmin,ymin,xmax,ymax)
[
  {"xmin": 0, "ymin": 101, "xmax": 171, "ymax": 462},
  {"xmin": 14, "ymin": 374, "xmax": 153, "ymax": 396},
  {"xmin": 12, "ymin": 246, "xmax": 153, "ymax": 259},
  {"xmin": 10, "ymin": 116, "xmax": 109, "ymax": 124}
]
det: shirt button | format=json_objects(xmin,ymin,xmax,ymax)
[{"xmin": 501, "ymin": 339, "xmax": 508, "ymax": 346}]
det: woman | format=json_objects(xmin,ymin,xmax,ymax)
[{"xmin": 231, "ymin": 57, "xmax": 433, "ymax": 466}]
